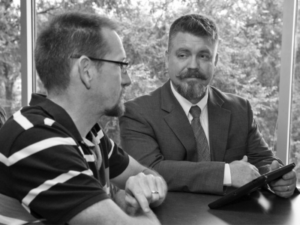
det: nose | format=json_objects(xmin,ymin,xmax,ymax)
[
  {"xmin": 122, "ymin": 70, "xmax": 131, "ymax": 87},
  {"xmin": 188, "ymin": 56, "xmax": 198, "ymax": 69}
]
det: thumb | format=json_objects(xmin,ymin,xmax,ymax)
[
  {"xmin": 270, "ymin": 160, "xmax": 280, "ymax": 171},
  {"xmin": 125, "ymin": 192, "xmax": 139, "ymax": 208},
  {"xmin": 241, "ymin": 155, "xmax": 248, "ymax": 162}
]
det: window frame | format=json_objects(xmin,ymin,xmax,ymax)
[
  {"xmin": 276, "ymin": 0, "xmax": 298, "ymax": 164},
  {"xmin": 20, "ymin": 0, "xmax": 36, "ymax": 107}
]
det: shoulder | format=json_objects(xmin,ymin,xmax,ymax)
[
  {"xmin": 125, "ymin": 83, "xmax": 165, "ymax": 112},
  {"xmin": 0, "ymin": 106, "xmax": 75, "ymax": 155},
  {"xmin": 0, "ymin": 106, "xmax": 54, "ymax": 138},
  {"xmin": 209, "ymin": 86, "xmax": 251, "ymax": 109}
]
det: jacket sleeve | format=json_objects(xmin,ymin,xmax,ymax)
[{"xmin": 245, "ymin": 100, "xmax": 282, "ymax": 174}]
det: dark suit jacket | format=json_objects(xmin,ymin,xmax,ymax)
[{"xmin": 119, "ymin": 80, "xmax": 279, "ymax": 195}]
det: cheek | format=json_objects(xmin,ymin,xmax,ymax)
[
  {"xmin": 168, "ymin": 61, "xmax": 184, "ymax": 76},
  {"xmin": 200, "ymin": 63, "xmax": 214, "ymax": 74},
  {"xmin": 110, "ymin": 77, "xmax": 122, "ymax": 95}
]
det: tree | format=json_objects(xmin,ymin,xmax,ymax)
[
  {"xmin": 0, "ymin": 0, "xmax": 21, "ymax": 116},
  {"xmin": 1, "ymin": 0, "xmax": 299, "ymax": 181}
]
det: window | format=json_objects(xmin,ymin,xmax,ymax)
[
  {"xmin": 14, "ymin": 0, "xmax": 296, "ymax": 171},
  {"xmin": 0, "ymin": 0, "xmax": 21, "ymax": 119}
]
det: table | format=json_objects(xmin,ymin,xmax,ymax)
[{"xmin": 153, "ymin": 190, "xmax": 300, "ymax": 225}]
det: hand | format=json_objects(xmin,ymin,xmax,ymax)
[
  {"xmin": 269, "ymin": 160, "xmax": 297, "ymax": 198},
  {"xmin": 229, "ymin": 155, "xmax": 261, "ymax": 187},
  {"xmin": 125, "ymin": 172, "xmax": 167, "ymax": 214}
]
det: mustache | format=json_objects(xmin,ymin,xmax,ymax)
[{"xmin": 179, "ymin": 69, "xmax": 207, "ymax": 80}]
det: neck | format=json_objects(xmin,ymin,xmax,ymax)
[{"xmin": 48, "ymin": 92, "xmax": 99, "ymax": 137}]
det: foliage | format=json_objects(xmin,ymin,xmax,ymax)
[
  {"xmin": 0, "ymin": 0, "xmax": 21, "ymax": 116},
  {"xmin": 1, "ymin": 0, "xmax": 300, "ymax": 180}
]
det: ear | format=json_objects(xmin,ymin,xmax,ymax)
[{"xmin": 78, "ymin": 56, "xmax": 93, "ymax": 90}]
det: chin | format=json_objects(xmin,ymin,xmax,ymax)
[
  {"xmin": 176, "ymin": 81, "xmax": 206, "ymax": 100},
  {"xmin": 104, "ymin": 102, "xmax": 125, "ymax": 117}
]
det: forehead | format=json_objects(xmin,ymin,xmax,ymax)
[
  {"xmin": 102, "ymin": 28, "xmax": 126, "ymax": 59},
  {"xmin": 169, "ymin": 32, "xmax": 217, "ymax": 53}
]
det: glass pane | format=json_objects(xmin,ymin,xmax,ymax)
[
  {"xmin": 290, "ymin": 0, "xmax": 300, "ymax": 186},
  {"xmin": 34, "ymin": 0, "xmax": 284, "ymax": 150},
  {"xmin": 0, "ymin": 0, "xmax": 21, "ymax": 120}
]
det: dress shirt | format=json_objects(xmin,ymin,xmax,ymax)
[{"xmin": 170, "ymin": 81, "xmax": 232, "ymax": 186}]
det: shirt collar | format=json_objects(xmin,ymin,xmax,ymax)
[
  {"xmin": 29, "ymin": 93, "xmax": 94, "ymax": 143},
  {"xmin": 170, "ymin": 81, "xmax": 208, "ymax": 116}
]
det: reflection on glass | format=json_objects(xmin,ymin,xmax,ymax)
[
  {"xmin": 0, "ymin": 0, "xmax": 21, "ymax": 118},
  {"xmin": 289, "ymin": 1, "xmax": 300, "ymax": 186}
]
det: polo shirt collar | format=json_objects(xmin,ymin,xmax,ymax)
[{"xmin": 29, "ymin": 93, "xmax": 83, "ymax": 142}]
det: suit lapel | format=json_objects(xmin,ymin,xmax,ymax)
[
  {"xmin": 161, "ymin": 81, "xmax": 198, "ymax": 161},
  {"xmin": 208, "ymin": 87, "xmax": 231, "ymax": 161}
]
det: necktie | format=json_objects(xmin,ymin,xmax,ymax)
[{"xmin": 190, "ymin": 106, "xmax": 210, "ymax": 161}]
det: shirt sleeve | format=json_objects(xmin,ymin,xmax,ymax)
[
  {"xmin": 8, "ymin": 124, "xmax": 109, "ymax": 224},
  {"xmin": 100, "ymin": 133, "xmax": 129, "ymax": 179},
  {"xmin": 223, "ymin": 163, "xmax": 232, "ymax": 186}
]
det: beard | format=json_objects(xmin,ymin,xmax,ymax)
[
  {"xmin": 173, "ymin": 69, "xmax": 208, "ymax": 100},
  {"xmin": 104, "ymin": 90, "xmax": 125, "ymax": 117}
]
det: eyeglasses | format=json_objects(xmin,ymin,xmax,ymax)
[{"xmin": 70, "ymin": 55, "xmax": 130, "ymax": 70}]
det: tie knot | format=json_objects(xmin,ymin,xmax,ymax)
[{"xmin": 190, "ymin": 106, "xmax": 201, "ymax": 119}]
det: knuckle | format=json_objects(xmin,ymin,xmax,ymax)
[
  {"xmin": 137, "ymin": 172, "xmax": 146, "ymax": 178},
  {"xmin": 127, "ymin": 176, "xmax": 135, "ymax": 184}
]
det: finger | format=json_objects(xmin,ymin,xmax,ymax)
[
  {"xmin": 125, "ymin": 192, "xmax": 140, "ymax": 209},
  {"xmin": 241, "ymin": 155, "xmax": 248, "ymax": 162},
  {"xmin": 146, "ymin": 175, "xmax": 160, "ymax": 203},
  {"xmin": 271, "ymin": 184, "xmax": 292, "ymax": 192},
  {"xmin": 126, "ymin": 205, "xmax": 138, "ymax": 216},
  {"xmin": 270, "ymin": 178, "xmax": 293, "ymax": 187},
  {"xmin": 282, "ymin": 171, "xmax": 297, "ymax": 180},
  {"xmin": 133, "ymin": 193, "xmax": 151, "ymax": 213},
  {"xmin": 156, "ymin": 176, "xmax": 167, "ymax": 199},
  {"xmin": 252, "ymin": 167, "xmax": 261, "ymax": 178},
  {"xmin": 251, "ymin": 165, "xmax": 260, "ymax": 174},
  {"xmin": 274, "ymin": 190, "xmax": 293, "ymax": 198},
  {"xmin": 270, "ymin": 171, "xmax": 296, "ymax": 187},
  {"xmin": 270, "ymin": 160, "xmax": 281, "ymax": 171},
  {"xmin": 125, "ymin": 174, "xmax": 151, "ymax": 213},
  {"xmin": 128, "ymin": 173, "xmax": 152, "ymax": 201},
  {"xmin": 272, "ymin": 184, "xmax": 295, "ymax": 198}
]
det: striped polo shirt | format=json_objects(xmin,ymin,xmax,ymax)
[{"xmin": 0, "ymin": 94, "xmax": 129, "ymax": 224}]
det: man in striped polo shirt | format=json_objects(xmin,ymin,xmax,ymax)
[{"xmin": 0, "ymin": 12, "xmax": 167, "ymax": 225}]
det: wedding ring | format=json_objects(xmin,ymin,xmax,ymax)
[
  {"xmin": 151, "ymin": 190, "xmax": 159, "ymax": 194},
  {"xmin": 287, "ymin": 186, "xmax": 290, "ymax": 191}
]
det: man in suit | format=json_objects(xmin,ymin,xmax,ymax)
[{"xmin": 119, "ymin": 14, "xmax": 297, "ymax": 196}]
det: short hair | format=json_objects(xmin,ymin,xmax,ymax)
[
  {"xmin": 168, "ymin": 14, "xmax": 219, "ymax": 50},
  {"xmin": 35, "ymin": 12, "xmax": 118, "ymax": 93}
]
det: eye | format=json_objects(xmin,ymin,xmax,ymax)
[
  {"xmin": 119, "ymin": 61, "xmax": 130, "ymax": 70},
  {"xmin": 199, "ymin": 54, "xmax": 211, "ymax": 60},
  {"xmin": 177, "ymin": 53, "xmax": 187, "ymax": 58}
]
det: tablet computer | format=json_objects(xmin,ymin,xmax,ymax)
[{"xmin": 208, "ymin": 162, "xmax": 295, "ymax": 209}]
